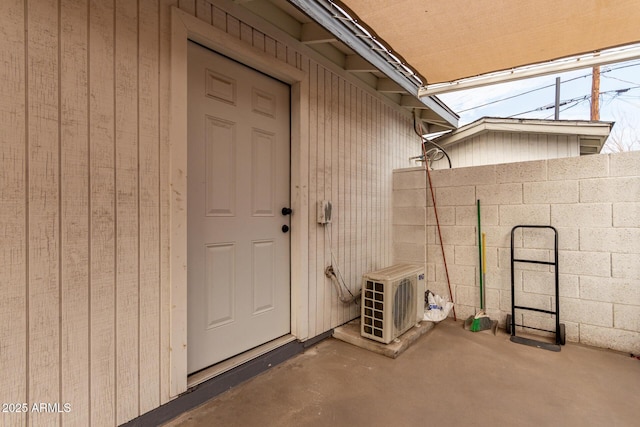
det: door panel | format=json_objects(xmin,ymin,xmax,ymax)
[{"xmin": 187, "ymin": 41, "xmax": 291, "ymax": 374}]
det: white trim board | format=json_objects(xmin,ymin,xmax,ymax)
[{"xmin": 169, "ymin": 6, "xmax": 309, "ymax": 397}]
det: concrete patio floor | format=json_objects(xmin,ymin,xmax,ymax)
[{"xmin": 164, "ymin": 319, "xmax": 640, "ymax": 427}]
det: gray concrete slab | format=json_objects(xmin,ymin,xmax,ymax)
[{"xmin": 164, "ymin": 319, "xmax": 640, "ymax": 427}]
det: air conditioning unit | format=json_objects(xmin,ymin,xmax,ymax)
[{"xmin": 361, "ymin": 264, "xmax": 425, "ymax": 344}]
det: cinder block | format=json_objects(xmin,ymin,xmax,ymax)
[
  {"xmin": 614, "ymin": 304, "xmax": 640, "ymax": 332},
  {"xmin": 427, "ymin": 244, "xmax": 455, "ymax": 266},
  {"xmin": 455, "ymin": 285, "xmax": 479, "ymax": 307},
  {"xmin": 393, "ymin": 206, "xmax": 425, "ymax": 226},
  {"xmin": 523, "ymin": 226, "xmax": 578, "ymax": 251},
  {"xmin": 580, "ymin": 324, "xmax": 640, "ymax": 353},
  {"xmin": 483, "ymin": 246, "xmax": 499, "ymax": 271},
  {"xmin": 393, "ymin": 225, "xmax": 425, "ymax": 245},
  {"xmin": 454, "ymin": 245, "xmax": 478, "ymax": 266},
  {"xmin": 485, "ymin": 289, "xmax": 500, "ymax": 310},
  {"xmin": 612, "ymin": 253, "xmax": 640, "ymax": 279},
  {"xmin": 609, "ymin": 150, "xmax": 640, "ymax": 177},
  {"xmin": 429, "ymin": 164, "xmax": 496, "ymax": 187},
  {"xmin": 580, "ymin": 276, "xmax": 640, "ymax": 305},
  {"xmin": 456, "ymin": 205, "xmax": 498, "ymax": 226},
  {"xmin": 434, "ymin": 185, "xmax": 476, "ymax": 206},
  {"xmin": 392, "ymin": 168, "xmax": 426, "ymax": 189},
  {"xmin": 438, "ymin": 225, "xmax": 476, "ymax": 246},
  {"xmin": 496, "ymin": 159, "xmax": 547, "ymax": 183},
  {"xmin": 392, "ymin": 242, "xmax": 425, "ymax": 264},
  {"xmin": 447, "ymin": 264, "xmax": 477, "ymax": 287},
  {"xmin": 551, "ymin": 203, "xmax": 611, "ymax": 227},
  {"xmin": 426, "ymin": 206, "xmax": 455, "ymax": 226},
  {"xmin": 514, "ymin": 291, "xmax": 553, "ymax": 311},
  {"xmin": 560, "ymin": 297, "xmax": 613, "ymax": 327},
  {"xmin": 580, "ymin": 228, "xmax": 640, "ymax": 254},
  {"xmin": 499, "ymin": 290, "xmax": 514, "ymax": 311},
  {"xmin": 522, "ymin": 271, "xmax": 556, "ymax": 295},
  {"xmin": 499, "ymin": 204, "xmax": 550, "ymax": 226},
  {"xmin": 548, "ymin": 154, "xmax": 609, "ymax": 181},
  {"xmin": 522, "ymin": 227, "xmax": 556, "ymax": 249},
  {"xmin": 483, "ymin": 226, "xmax": 519, "ymax": 249},
  {"xmin": 522, "ymin": 271, "xmax": 579, "ymax": 298},
  {"xmin": 484, "ymin": 266, "xmax": 515, "ymax": 290},
  {"xmin": 613, "ymin": 202, "xmax": 640, "ymax": 227},
  {"xmin": 563, "ymin": 321, "xmax": 580, "ymax": 342},
  {"xmin": 393, "ymin": 188, "xmax": 426, "ymax": 207},
  {"xmin": 426, "ymin": 226, "xmax": 436, "ymax": 245},
  {"xmin": 559, "ymin": 250, "xmax": 611, "ymax": 277},
  {"xmin": 580, "ymin": 177, "xmax": 640, "ymax": 203},
  {"xmin": 559, "ymin": 274, "xmax": 580, "ymax": 298},
  {"xmin": 476, "ymin": 183, "xmax": 522, "ymax": 205},
  {"xmin": 426, "ymin": 263, "xmax": 436, "ymax": 282},
  {"xmin": 521, "ymin": 312, "xmax": 555, "ymax": 338},
  {"xmin": 524, "ymin": 180, "xmax": 579, "ymax": 204},
  {"xmin": 433, "ymin": 258, "xmax": 470, "ymax": 282}
]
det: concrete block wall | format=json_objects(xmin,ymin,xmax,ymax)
[{"xmin": 393, "ymin": 151, "xmax": 640, "ymax": 354}]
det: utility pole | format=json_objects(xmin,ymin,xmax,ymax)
[
  {"xmin": 591, "ymin": 66, "xmax": 600, "ymax": 120},
  {"xmin": 554, "ymin": 77, "xmax": 561, "ymax": 120}
]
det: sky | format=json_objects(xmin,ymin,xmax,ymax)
[{"xmin": 438, "ymin": 59, "xmax": 640, "ymax": 152}]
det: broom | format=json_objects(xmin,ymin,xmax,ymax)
[{"xmin": 465, "ymin": 200, "xmax": 495, "ymax": 332}]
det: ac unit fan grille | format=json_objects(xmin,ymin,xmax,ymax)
[{"xmin": 394, "ymin": 278, "xmax": 414, "ymax": 331}]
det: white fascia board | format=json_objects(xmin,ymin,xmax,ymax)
[
  {"xmin": 419, "ymin": 43, "xmax": 640, "ymax": 96},
  {"xmin": 436, "ymin": 118, "xmax": 613, "ymax": 147}
]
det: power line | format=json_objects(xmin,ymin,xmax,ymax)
[
  {"xmin": 508, "ymin": 86, "xmax": 640, "ymax": 118},
  {"xmin": 456, "ymin": 61, "xmax": 640, "ymax": 113},
  {"xmin": 602, "ymin": 74, "xmax": 640, "ymax": 86}
]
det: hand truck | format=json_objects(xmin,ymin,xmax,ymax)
[{"xmin": 507, "ymin": 225, "xmax": 566, "ymax": 352}]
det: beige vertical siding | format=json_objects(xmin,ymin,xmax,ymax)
[
  {"xmin": 0, "ymin": 0, "xmax": 420, "ymax": 425},
  {"xmin": 433, "ymin": 131, "xmax": 580, "ymax": 169}
]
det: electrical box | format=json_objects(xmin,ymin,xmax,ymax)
[{"xmin": 317, "ymin": 200, "xmax": 332, "ymax": 224}]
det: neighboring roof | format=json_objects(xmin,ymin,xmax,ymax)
[{"xmin": 433, "ymin": 117, "xmax": 614, "ymax": 155}]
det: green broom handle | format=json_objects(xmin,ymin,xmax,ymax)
[{"xmin": 477, "ymin": 199, "xmax": 484, "ymax": 311}]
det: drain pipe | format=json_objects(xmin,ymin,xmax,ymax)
[{"xmin": 325, "ymin": 266, "xmax": 361, "ymax": 304}]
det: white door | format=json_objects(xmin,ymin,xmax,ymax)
[{"xmin": 187, "ymin": 41, "xmax": 291, "ymax": 374}]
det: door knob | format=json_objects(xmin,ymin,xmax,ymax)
[
  {"xmin": 282, "ymin": 225, "xmax": 289, "ymax": 233},
  {"xmin": 281, "ymin": 207, "xmax": 293, "ymax": 215}
]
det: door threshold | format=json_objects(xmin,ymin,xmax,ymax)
[{"xmin": 187, "ymin": 334, "xmax": 297, "ymax": 388}]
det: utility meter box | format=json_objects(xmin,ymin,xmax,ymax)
[{"xmin": 317, "ymin": 200, "xmax": 332, "ymax": 224}]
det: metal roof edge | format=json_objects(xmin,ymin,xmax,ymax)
[{"xmin": 288, "ymin": 0, "xmax": 458, "ymax": 128}]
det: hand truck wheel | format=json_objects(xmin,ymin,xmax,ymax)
[{"xmin": 506, "ymin": 314, "xmax": 512, "ymax": 335}]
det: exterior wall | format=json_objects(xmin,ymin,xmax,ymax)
[
  {"xmin": 395, "ymin": 151, "xmax": 640, "ymax": 354},
  {"xmin": 0, "ymin": 0, "xmax": 420, "ymax": 425},
  {"xmin": 432, "ymin": 131, "xmax": 580, "ymax": 169}
]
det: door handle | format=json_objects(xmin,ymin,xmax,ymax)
[
  {"xmin": 282, "ymin": 225, "xmax": 289, "ymax": 233},
  {"xmin": 281, "ymin": 207, "xmax": 293, "ymax": 216}
]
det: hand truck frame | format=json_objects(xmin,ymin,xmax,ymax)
[{"xmin": 507, "ymin": 225, "xmax": 566, "ymax": 352}]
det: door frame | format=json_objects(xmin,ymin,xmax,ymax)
[{"xmin": 170, "ymin": 7, "xmax": 309, "ymax": 397}]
